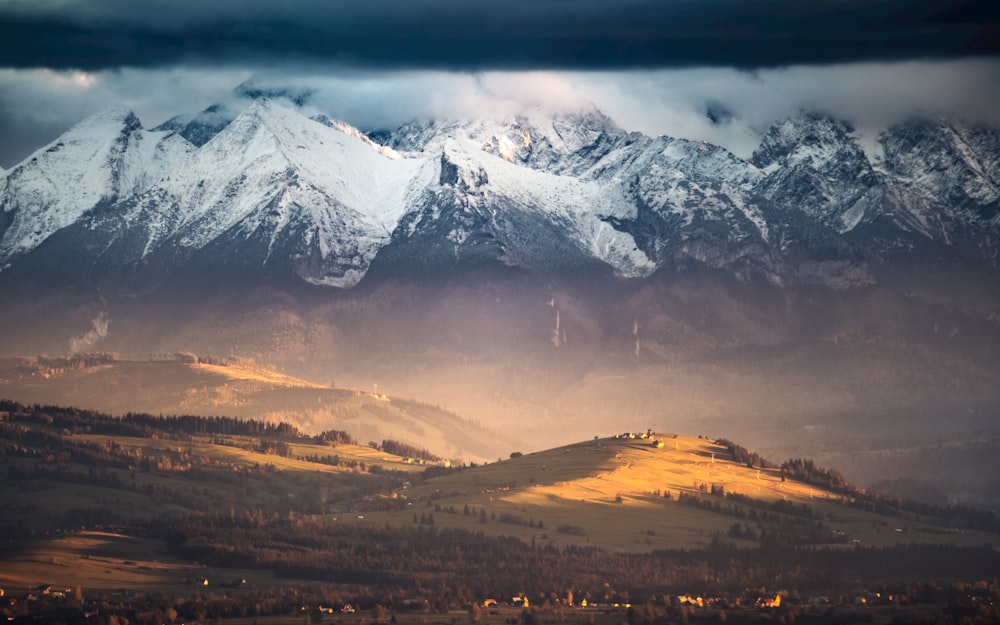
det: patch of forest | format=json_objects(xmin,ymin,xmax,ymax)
[
  {"xmin": 0, "ymin": 400, "xmax": 417, "ymax": 535},
  {"xmin": 150, "ymin": 510, "xmax": 1000, "ymax": 597},
  {"xmin": 716, "ymin": 439, "xmax": 1000, "ymax": 533}
]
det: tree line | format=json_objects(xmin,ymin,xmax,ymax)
[{"xmin": 149, "ymin": 510, "xmax": 1000, "ymax": 600}]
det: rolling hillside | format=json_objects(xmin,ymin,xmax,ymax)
[
  {"xmin": 2, "ymin": 400, "xmax": 999, "ymax": 624},
  {"xmin": 2, "ymin": 401, "xmax": 994, "ymax": 555},
  {"xmin": 0, "ymin": 354, "xmax": 507, "ymax": 461},
  {"xmin": 359, "ymin": 432, "xmax": 1000, "ymax": 553}
]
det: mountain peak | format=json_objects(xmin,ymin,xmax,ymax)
[
  {"xmin": 241, "ymin": 96, "xmax": 282, "ymax": 119},
  {"xmin": 236, "ymin": 98, "xmax": 329, "ymax": 140},
  {"xmin": 92, "ymin": 99, "xmax": 437, "ymax": 288},
  {"xmin": 881, "ymin": 116, "xmax": 1000, "ymax": 220},
  {"xmin": 0, "ymin": 104, "xmax": 194, "ymax": 266},
  {"xmin": 517, "ymin": 102, "xmax": 623, "ymax": 134},
  {"xmin": 388, "ymin": 103, "xmax": 636, "ymax": 179},
  {"xmin": 70, "ymin": 106, "xmax": 143, "ymax": 136},
  {"xmin": 751, "ymin": 112, "xmax": 860, "ymax": 171},
  {"xmin": 750, "ymin": 112, "xmax": 884, "ymax": 236},
  {"xmin": 233, "ymin": 79, "xmax": 314, "ymax": 107},
  {"xmin": 153, "ymin": 102, "xmax": 240, "ymax": 147}
]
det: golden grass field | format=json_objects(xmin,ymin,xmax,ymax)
[
  {"xmin": 2, "ymin": 402, "xmax": 997, "ymax": 597},
  {"xmin": 350, "ymin": 433, "xmax": 996, "ymax": 553}
]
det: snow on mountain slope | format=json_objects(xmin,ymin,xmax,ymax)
[
  {"xmin": 621, "ymin": 137, "xmax": 766, "ymax": 243},
  {"xmin": 311, "ymin": 115, "xmax": 406, "ymax": 160},
  {"xmin": 429, "ymin": 136, "xmax": 655, "ymax": 277},
  {"xmin": 390, "ymin": 106, "xmax": 641, "ymax": 178},
  {"xmin": 388, "ymin": 105, "xmax": 762, "ymax": 187},
  {"xmin": 154, "ymin": 103, "xmax": 239, "ymax": 148},
  {"xmin": 2, "ymin": 97, "xmax": 998, "ymax": 289},
  {"xmin": 109, "ymin": 99, "xmax": 436, "ymax": 287},
  {"xmin": 388, "ymin": 109, "xmax": 998, "ymax": 273},
  {"xmin": 0, "ymin": 106, "xmax": 195, "ymax": 267},
  {"xmin": 752, "ymin": 113, "xmax": 884, "ymax": 234},
  {"xmin": 386, "ymin": 107, "xmax": 770, "ymax": 275},
  {"xmin": 881, "ymin": 119, "xmax": 1000, "ymax": 221}
]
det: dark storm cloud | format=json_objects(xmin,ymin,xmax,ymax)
[{"xmin": 0, "ymin": 0, "xmax": 997, "ymax": 71}]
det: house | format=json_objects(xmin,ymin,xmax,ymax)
[{"xmin": 757, "ymin": 594, "xmax": 781, "ymax": 608}]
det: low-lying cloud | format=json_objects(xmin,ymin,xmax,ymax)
[
  {"xmin": 1, "ymin": 0, "xmax": 996, "ymax": 167},
  {"xmin": 2, "ymin": 59, "xmax": 998, "ymax": 168}
]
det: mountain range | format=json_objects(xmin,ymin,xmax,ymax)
[
  {"xmin": 1, "ymin": 88, "xmax": 999, "ymax": 506},
  {"xmin": 1, "ymin": 95, "xmax": 997, "ymax": 291}
]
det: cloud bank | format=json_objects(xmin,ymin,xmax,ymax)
[
  {"xmin": 0, "ymin": 1, "xmax": 996, "ymax": 167},
  {"xmin": 0, "ymin": 0, "xmax": 997, "ymax": 71},
  {"xmin": 2, "ymin": 59, "xmax": 999, "ymax": 167}
]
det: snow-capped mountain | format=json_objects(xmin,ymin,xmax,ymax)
[
  {"xmin": 881, "ymin": 119, "xmax": 1000, "ymax": 218},
  {"xmin": 751, "ymin": 113, "xmax": 884, "ymax": 235},
  {"xmin": 370, "ymin": 137, "xmax": 654, "ymax": 280},
  {"xmin": 0, "ymin": 106, "xmax": 195, "ymax": 267},
  {"xmin": 386, "ymin": 107, "xmax": 785, "ymax": 280},
  {"xmin": 151, "ymin": 79, "xmax": 318, "ymax": 148},
  {"xmin": 154, "ymin": 103, "xmax": 239, "ymax": 148},
  {"xmin": 0, "ymin": 98, "xmax": 997, "ymax": 293},
  {"xmin": 93, "ymin": 99, "xmax": 438, "ymax": 288},
  {"xmin": 389, "ymin": 106, "xmax": 637, "ymax": 178}
]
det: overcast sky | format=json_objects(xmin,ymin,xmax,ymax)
[{"xmin": 0, "ymin": 0, "xmax": 997, "ymax": 167}]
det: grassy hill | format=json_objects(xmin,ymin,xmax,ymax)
[
  {"xmin": 358, "ymin": 432, "xmax": 999, "ymax": 553},
  {"xmin": 4, "ymin": 400, "xmax": 1000, "ymax": 623},
  {"xmin": 2, "ymin": 400, "xmax": 995, "ymax": 551},
  {"xmin": 0, "ymin": 400, "xmax": 434, "ymax": 534},
  {"xmin": 0, "ymin": 354, "xmax": 507, "ymax": 461}
]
